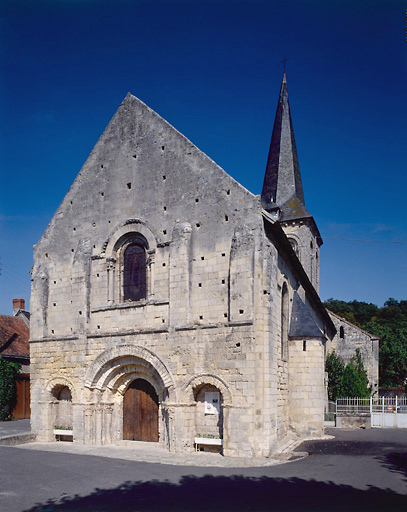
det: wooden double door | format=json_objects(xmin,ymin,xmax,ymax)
[
  {"xmin": 123, "ymin": 379, "xmax": 159, "ymax": 442},
  {"xmin": 12, "ymin": 375, "xmax": 30, "ymax": 419}
]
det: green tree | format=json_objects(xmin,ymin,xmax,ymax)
[
  {"xmin": 326, "ymin": 349, "xmax": 370, "ymax": 398},
  {"xmin": 338, "ymin": 349, "xmax": 370, "ymax": 397},
  {"xmin": 325, "ymin": 350, "xmax": 345, "ymax": 401},
  {"xmin": 365, "ymin": 321, "xmax": 407, "ymax": 388},
  {"xmin": 350, "ymin": 348, "xmax": 370, "ymax": 396},
  {"xmin": 339, "ymin": 364, "xmax": 368, "ymax": 398},
  {"xmin": 0, "ymin": 355, "xmax": 21, "ymax": 421}
]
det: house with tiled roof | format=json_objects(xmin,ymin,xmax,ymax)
[{"xmin": 0, "ymin": 299, "xmax": 30, "ymax": 419}]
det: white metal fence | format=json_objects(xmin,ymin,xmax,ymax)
[
  {"xmin": 336, "ymin": 398, "xmax": 370, "ymax": 414},
  {"xmin": 335, "ymin": 397, "xmax": 407, "ymax": 428}
]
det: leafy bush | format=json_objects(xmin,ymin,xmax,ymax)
[
  {"xmin": 0, "ymin": 355, "xmax": 21, "ymax": 421},
  {"xmin": 325, "ymin": 350, "xmax": 344, "ymax": 401}
]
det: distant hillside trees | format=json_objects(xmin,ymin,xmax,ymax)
[{"xmin": 324, "ymin": 298, "xmax": 407, "ymax": 388}]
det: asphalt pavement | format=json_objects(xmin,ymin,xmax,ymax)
[
  {"xmin": 0, "ymin": 425, "xmax": 406, "ymax": 512},
  {"xmin": 0, "ymin": 418, "xmax": 30, "ymax": 438}
]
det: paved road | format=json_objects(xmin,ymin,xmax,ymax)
[
  {"xmin": 1, "ymin": 428, "xmax": 406, "ymax": 511},
  {"xmin": 0, "ymin": 419, "xmax": 30, "ymax": 438}
]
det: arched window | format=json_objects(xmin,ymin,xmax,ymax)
[
  {"xmin": 288, "ymin": 238, "xmax": 299, "ymax": 258},
  {"xmin": 281, "ymin": 283, "xmax": 289, "ymax": 360},
  {"xmin": 123, "ymin": 242, "xmax": 147, "ymax": 301}
]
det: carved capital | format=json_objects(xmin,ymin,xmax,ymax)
[{"xmin": 106, "ymin": 257, "xmax": 116, "ymax": 271}]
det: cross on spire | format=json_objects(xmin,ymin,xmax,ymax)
[{"xmin": 281, "ymin": 56, "xmax": 288, "ymax": 73}]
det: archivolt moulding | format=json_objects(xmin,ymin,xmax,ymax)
[
  {"xmin": 83, "ymin": 344, "xmax": 176, "ymax": 399},
  {"xmin": 181, "ymin": 373, "xmax": 232, "ymax": 405},
  {"xmin": 103, "ymin": 220, "xmax": 157, "ymax": 258},
  {"xmin": 114, "ymin": 372, "xmax": 161, "ymax": 397},
  {"xmin": 44, "ymin": 376, "xmax": 78, "ymax": 403}
]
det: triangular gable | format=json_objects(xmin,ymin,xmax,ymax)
[{"xmin": 37, "ymin": 93, "xmax": 256, "ymax": 248}]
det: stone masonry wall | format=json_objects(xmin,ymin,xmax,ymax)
[
  {"xmin": 327, "ymin": 311, "xmax": 379, "ymax": 394},
  {"xmin": 288, "ymin": 337, "xmax": 325, "ymax": 436}
]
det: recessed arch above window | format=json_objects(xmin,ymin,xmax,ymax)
[
  {"xmin": 104, "ymin": 219, "xmax": 157, "ymax": 260},
  {"xmin": 103, "ymin": 221, "xmax": 158, "ymax": 305}
]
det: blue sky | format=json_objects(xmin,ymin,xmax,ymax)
[{"xmin": 0, "ymin": 0, "xmax": 406, "ymax": 314}]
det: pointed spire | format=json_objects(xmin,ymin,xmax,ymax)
[{"xmin": 261, "ymin": 74, "xmax": 311, "ymax": 221}]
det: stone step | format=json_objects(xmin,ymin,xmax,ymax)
[{"xmin": 0, "ymin": 433, "xmax": 36, "ymax": 446}]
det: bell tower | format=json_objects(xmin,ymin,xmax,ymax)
[{"xmin": 261, "ymin": 74, "xmax": 322, "ymax": 292}]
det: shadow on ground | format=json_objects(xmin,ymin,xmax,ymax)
[
  {"xmin": 380, "ymin": 451, "xmax": 407, "ymax": 480},
  {"xmin": 23, "ymin": 474, "xmax": 407, "ymax": 512},
  {"xmin": 298, "ymin": 439, "xmax": 405, "ymax": 456}
]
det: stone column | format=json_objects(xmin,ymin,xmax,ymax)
[
  {"xmin": 147, "ymin": 249, "xmax": 155, "ymax": 297},
  {"xmin": 106, "ymin": 258, "xmax": 116, "ymax": 304},
  {"xmin": 159, "ymin": 402, "xmax": 174, "ymax": 450},
  {"xmin": 84, "ymin": 405, "xmax": 95, "ymax": 445},
  {"xmin": 95, "ymin": 406, "xmax": 102, "ymax": 444},
  {"xmin": 46, "ymin": 401, "xmax": 57, "ymax": 442},
  {"xmin": 102, "ymin": 403, "xmax": 114, "ymax": 444},
  {"xmin": 170, "ymin": 222, "xmax": 192, "ymax": 326}
]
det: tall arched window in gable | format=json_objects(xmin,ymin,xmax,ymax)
[
  {"xmin": 281, "ymin": 283, "xmax": 289, "ymax": 361},
  {"xmin": 123, "ymin": 242, "xmax": 147, "ymax": 301}
]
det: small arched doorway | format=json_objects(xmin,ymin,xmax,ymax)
[
  {"xmin": 194, "ymin": 384, "xmax": 223, "ymax": 452},
  {"xmin": 123, "ymin": 379, "xmax": 159, "ymax": 442},
  {"xmin": 53, "ymin": 385, "xmax": 73, "ymax": 428}
]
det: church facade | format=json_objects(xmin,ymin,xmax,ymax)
[{"xmin": 30, "ymin": 76, "xmax": 371, "ymax": 457}]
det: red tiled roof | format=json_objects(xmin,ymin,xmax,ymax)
[{"xmin": 0, "ymin": 315, "xmax": 29, "ymax": 358}]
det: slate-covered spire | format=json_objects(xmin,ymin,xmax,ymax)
[{"xmin": 261, "ymin": 74, "xmax": 311, "ymax": 221}]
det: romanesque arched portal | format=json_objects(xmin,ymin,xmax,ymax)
[{"xmin": 83, "ymin": 343, "xmax": 175, "ymax": 446}]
